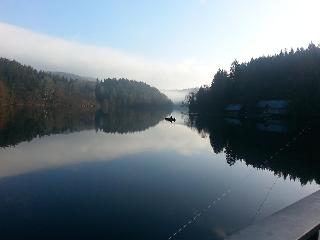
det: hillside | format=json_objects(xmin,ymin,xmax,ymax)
[
  {"xmin": 48, "ymin": 71, "xmax": 96, "ymax": 81},
  {"xmin": 96, "ymin": 78, "xmax": 172, "ymax": 110},
  {"xmin": 0, "ymin": 58, "xmax": 172, "ymax": 110},
  {"xmin": 0, "ymin": 58, "xmax": 96, "ymax": 108}
]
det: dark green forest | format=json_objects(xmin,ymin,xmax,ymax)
[
  {"xmin": 0, "ymin": 58, "xmax": 172, "ymax": 111},
  {"xmin": 95, "ymin": 78, "xmax": 172, "ymax": 110},
  {"xmin": 0, "ymin": 58, "xmax": 96, "ymax": 108},
  {"xmin": 188, "ymin": 43, "xmax": 320, "ymax": 116}
]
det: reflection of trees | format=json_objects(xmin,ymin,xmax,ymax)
[
  {"xmin": 0, "ymin": 107, "xmax": 171, "ymax": 148},
  {"xmin": 0, "ymin": 107, "xmax": 96, "ymax": 148},
  {"xmin": 95, "ymin": 107, "xmax": 171, "ymax": 134},
  {"xmin": 188, "ymin": 115, "xmax": 320, "ymax": 185}
]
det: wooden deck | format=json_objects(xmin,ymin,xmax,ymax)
[{"xmin": 226, "ymin": 190, "xmax": 320, "ymax": 240}]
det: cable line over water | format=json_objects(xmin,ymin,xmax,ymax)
[{"xmin": 167, "ymin": 122, "xmax": 312, "ymax": 240}]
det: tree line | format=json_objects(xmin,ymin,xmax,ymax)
[
  {"xmin": 0, "ymin": 58, "xmax": 172, "ymax": 111},
  {"xmin": 95, "ymin": 78, "xmax": 172, "ymax": 110},
  {"xmin": 0, "ymin": 58, "xmax": 96, "ymax": 108},
  {"xmin": 188, "ymin": 43, "xmax": 320, "ymax": 116}
]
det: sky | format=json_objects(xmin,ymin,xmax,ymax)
[{"xmin": 0, "ymin": 0, "xmax": 319, "ymax": 89}]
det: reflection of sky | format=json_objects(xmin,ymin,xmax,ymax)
[
  {"xmin": 0, "ymin": 120, "xmax": 212, "ymax": 178},
  {"xmin": 0, "ymin": 114, "xmax": 319, "ymax": 239}
]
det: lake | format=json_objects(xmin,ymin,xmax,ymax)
[{"xmin": 0, "ymin": 107, "xmax": 319, "ymax": 240}]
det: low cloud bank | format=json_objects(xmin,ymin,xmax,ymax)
[{"xmin": 0, "ymin": 22, "xmax": 213, "ymax": 89}]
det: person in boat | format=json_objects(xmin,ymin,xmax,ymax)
[{"xmin": 165, "ymin": 116, "xmax": 176, "ymax": 122}]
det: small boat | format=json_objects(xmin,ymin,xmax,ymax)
[{"xmin": 165, "ymin": 116, "xmax": 176, "ymax": 122}]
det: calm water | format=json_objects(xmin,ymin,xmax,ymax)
[{"xmin": 0, "ymin": 108, "xmax": 319, "ymax": 240}]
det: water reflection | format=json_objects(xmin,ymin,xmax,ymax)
[
  {"xmin": 188, "ymin": 115, "xmax": 320, "ymax": 185},
  {"xmin": 0, "ymin": 107, "xmax": 171, "ymax": 148},
  {"xmin": 0, "ymin": 110, "xmax": 318, "ymax": 240},
  {"xmin": 95, "ymin": 108, "xmax": 171, "ymax": 133},
  {"xmin": 0, "ymin": 109, "xmax": 207, "ymax": 179}
]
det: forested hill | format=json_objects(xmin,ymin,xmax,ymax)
[
  {"xmin": 188, "ymin": 43, "xmax": 320, "ymax": 116},
  {"xmin": 95, "ymin": 78, "xmax": 172, "ymax": 109},
  {"xmin": 0, "ymin": 58, "xmax": 172, "ymax": 109},
  {"xmin": 48, "ymin": 71, "xmax": 96, "ymax": 81},
  {"xmin": 0, "ymin": 58, "xmax": 96, "ymax": 107}
]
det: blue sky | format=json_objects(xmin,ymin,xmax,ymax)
[
  {"xmin": 1, "ymin": 0, "xmax": 236, "ymax": 59},
  {"xmin": 0, "ymin": 0, "xmax": 319, "ymax": 89}
]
